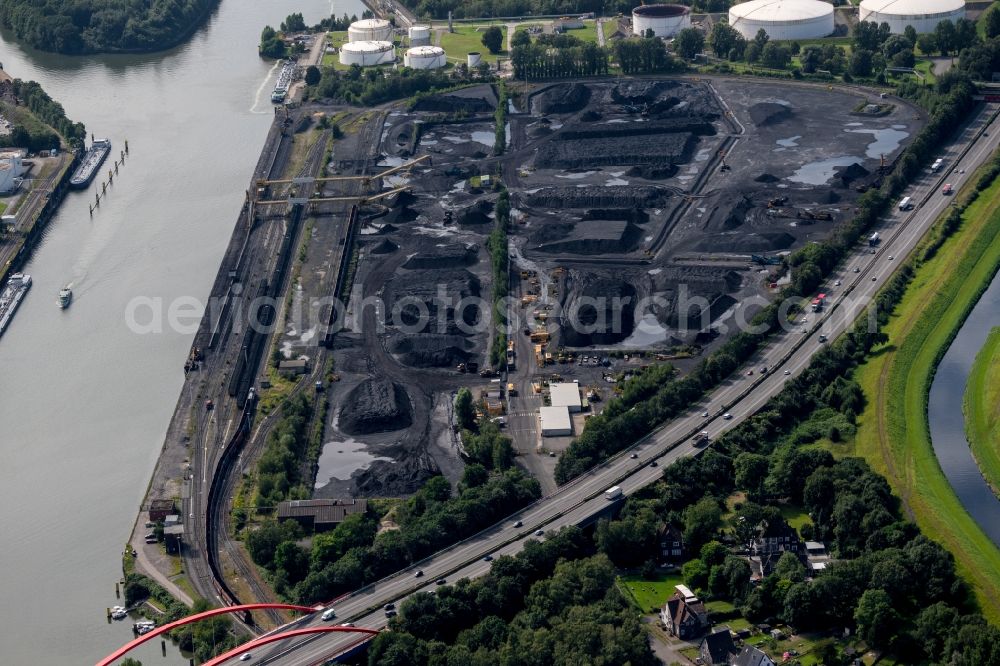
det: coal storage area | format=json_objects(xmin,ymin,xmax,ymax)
[{"xmin": 339, "ymin": 378, "xmax": 414, "ymax": 435}]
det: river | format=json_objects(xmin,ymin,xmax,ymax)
[
  {"xmin": 0, "ymin": 0, "xmax": 363, "ymax": 662},
  {"xmin": 928, "ymin": 269, "xmax": 1000, "ymax": 548}
]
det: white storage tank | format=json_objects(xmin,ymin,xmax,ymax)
[
  {"xmin": 467, "ymin": 51, "xmax": 482, "ymax": 67},
  {"xmin": 409, "ymin": 25, "xmax": 431, "ymax": 45},
  {"xmin": 348, "ymin": 18, "xmax": 392, "ymax": 43},
  {"xmin": 339, "ymin": 41, "xmax": 396, "ymax": 66},
  {"xmin": 729, "ymin": 0, "xmax": 835, "ymax": 41},
  {"xmin": 859, "ymin": 0, "xmax": 965, "ymax": 34},
  {"xmin": 632, "ymin": 4, "xmax": 691, "ymax": 37},
  {"xmin": 404, "ymin": 45, "xmax": 446, "ymax": 68}
]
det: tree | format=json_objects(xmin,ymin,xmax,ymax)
[
  {"xmin": 304, "ymin": 65, "xmax": 321, "ymax": 86},
  {"xmin": 683, "ymin": 558, "xmax": 709, "ymax": 589},
  {"xmin": 916, "ymin": 33, "xmax": 937, "ymax": 56},
  {"xmin": 761, "ymin": 42, "xmax": 790, "ymax": 69},
  {"xmin": 753, "ymin": 28, "xmax": 769, "ymax": 51},
  {"xmin": 461, "ymin": 463, "xmax": 489, "ymax": 488},
  {"xmin": 985, "ymin": 5, "xmax": 1000, "ymax": 40},
  {"xmin": 511, "ymin": 29, "xmax": 531, "ymax": 48},
  {"xmin": 683, "ymin": 497, "xmax": 722, "ymax": 549},
  {"xmin": 700, "ymin": 540, "xmax": 728, "ymax": 568},
  {"xmin": 773, "ymin": 551, "xmax": 806, "ymax": 582},
  {"xmin": 855, "ymin": 589, "xmax": 901, "ymax": 649},
  {"xmin": 954, "ymin": 18, "xmax": 979, "ymax": 53},
  {"xmin": 120, "ymin": 660, "xmax": 143, "ymax": 666},
  {"xmin": 903, "ymin": 24, "xmax": 917, "ymax": 47},
  {"xmin": 482, "ymin": 26, "xmax": 503, "ymax": 55},
  {"xmin": 745, "ymin": 41, "xmax": 761, "ymax": 64},
  {"xmin": 281, "ymin": 13, "xmax": 306, "ymax": 32},
  {"xmin": 734, "ymin": 453, "xmax": 768, "ymax": 500},
  {"xmin": 709, "ymin": 22, "xmax": 744, "ymax": 59},
  {"xmin": 455, "ymin": 388, "xmax": 475, "ymax": 430},
  {"xmin": 674, "ymin": 27, "xmax": 704, "ymax": 60},
  {"xmin": 934, "ymin": 19, "xmax": 957, "ymax": 56},
  {"xmin": 850, "ymin": 49, "xmax": 874, "ymax": 77}
]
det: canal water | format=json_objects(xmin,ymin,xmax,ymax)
[
  {"xmin": 928, "ymin": 268, "xmax": 1000, "ymax": 549},
  {"xmin": 0, "ymin": 0, "xmax": 363, "ymax": 663}
]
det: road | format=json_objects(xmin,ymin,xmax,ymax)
[{"xmin": 216, "ymin": 102, "xmax": 1000, "ymax": 665}]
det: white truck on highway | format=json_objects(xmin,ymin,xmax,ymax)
[
  {"xmin": 931, "ymin": 158, "xmax": 944, "ymax": 172},
  {"xmin": 605, "ymin": 486, "xmax": 622, "ymax": 500},
  {"xmin": 898, "ymin": 196, "xmax": 912, "ymax": 211}
]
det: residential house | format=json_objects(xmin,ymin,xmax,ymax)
[
  {"xmin": 730, "ymin": 645, "xmax": 777, "ymax": 666},
  {"xmin": 748, "ymin": 522, "xmax": 802, "ymax": 578},
  {"xmin": 699, "ymin": 628, "xmax": 738, "ymax": 665},
  {"xmin": 660, "ymin": 585, "xmax": 709, "ymax": 639},
  {"xmin": 658, "ymin": 524, "xmax": 684, "ymax": 562}
]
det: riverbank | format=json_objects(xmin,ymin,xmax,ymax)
[
  {"xmin": 852, "ymin": 153, "xmax": 1000, "ymax": 623},
  {"xmin": 965, "ymin": 327, "xmax": 1000, "ymax": 497}
]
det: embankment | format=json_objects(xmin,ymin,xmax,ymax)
[{"xmin": 964, "ymin": 327, "xmax": 1000, "ymax": 498}]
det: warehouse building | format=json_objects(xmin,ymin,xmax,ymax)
[
  {"xmin": 540, "ymin": 405, "xmax": 572, "ymax": 437},
  {"xmin": 549, "ymin": 381, "xmax": 582, "ymax": 412}
]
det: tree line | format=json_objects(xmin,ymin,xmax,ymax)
[
  {"xmin": 2, "ymin": 79, "xmax": 86, "ymax": 150},
  {"xmin": 0, "ymin": 0, "xmax": 218, "ymax": 54},
  {"xmin": 403, "ymin": 0, "xmax": 729, "ymax": 21},
  {"xmin": 310, "ymin": 66, "xmax": 465, "ymax": 107},
  {"xmin": 246, "ymin": 468, "xmax": 541, "ymax": 603}
]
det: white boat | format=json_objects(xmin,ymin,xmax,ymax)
[
  {"xmin": 59, "ymin": 285, "xmax": 72, "ymax": 309},
  {"xmin": 110, "ymin": 606, "xmax": 128, "ymax": 620}
]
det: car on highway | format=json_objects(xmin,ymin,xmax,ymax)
[
  {"xmin": 483, "ymin": 554, "xmax": 493, "ymax": 562},
  {"xmin": 385, "ymin": 609, "xmax": 397, "ymax": 617},
  {"xmin": 888, "ymin": 255, "xmax": 894, "ymax": 261},
  {"xmin": 784, "ymin": 370, "xmax": 791, "ymax": 375},
  {"xmin": 872, "ymin": 276, "xmax": 877, "ymax": 281},
  {"xmin": 853, "ymin": 267, "xmax": 860, "ymax": 273},
  {"xmin": 384, "ymin": 603, "xmax": 395, "ymax": 611},
  {"xmin": 701, "ymin": 411, "xmax": 709, "ymax": 417},
  {"xmin": 942, "ymin": 183, "xmax": 953, "ymax": 195},
  {"xmin": 746, "ymin": 370, "xmax": 753, "ymax": 376},
  {"xmin": 834, "ymin": 280, "xmax": 841, "ymax": 286},
  {"xmin": 760, "ymin": 366, "xmax": 768, "ymax": 374},
  {"xmin": 819, "ymin": 334, "xmax": 828, "ymax": 342},
  {"xmin": 513, "ymin": 520, "xmax": 523, "ymax": 528},
  {"xmin": 630, "ymin": 453, "xmax": 638, "ymax": 459},
  {"xmin": 723, "ymin": 413, "xmax": 733, "ymax": 420},
  {"xmin": 650, "ymin": 461, "xmax": 658, "ymax": 467},
  {"xmin": 535, "ymin": 529, "xmax": 544, "ymax": 537},
  {"xmin": 239, "ymin": 654, "xmax": 252, "ymax": 662},
  {"xmin": 414, "ymin": 569, "xmax": 423, "ymax": 578},
  {"xmin": 338, "ymin": 622, "xmax": 355, "ymax": 628},
  {"xmin": 321, "ymin": 608, "xmax": 336, "ymax": 621},
  {"xmin": 436, "ymin": 578, "xmax": 447, "ymax": 585}
]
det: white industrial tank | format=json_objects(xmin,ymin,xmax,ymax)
[
  {"xmin": 339, "ymin": 41, "xmax": 396, "ymax": 66},
  {"xmin": 404, "ymin": 46, "xmax": 447, "ymax": 69},
  {"xmin": 729, "ymin": 0, "xmax": 835, "ymax": 41},
  {"xmin": 348, "ymin": 18, "xmax": 393, "ymax": 43},
  {"xmin": 467, "ymin": 51, "xmax": 482, "ymax": 67},
  {"xmin": 631, "ymin": 4, "xmax": 692, "ymax": 38},
  {"xmin": 859, "ymin": 0, "xmax": 965, "ymax": 34},
  {"xmin": 409, "ymin": 25, "xmax": 431, "ymax": 45}
]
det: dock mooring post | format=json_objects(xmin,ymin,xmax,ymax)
[{"xmin": 125, "ymin": 139, "xmax": 129, "ymax": 154}]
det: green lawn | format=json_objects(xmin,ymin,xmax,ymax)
[
  {"xmin": 439, "ymin": 25, "xmax": 507, "ymax": 64},
  {"xmin": 913, "ymin": 58, "xmax": 938, "ymax": 84},
  {"xmin": 571, "ymin": 21, "xmax": 600, "ymax": 44},
  {"xmin": 852, "ymin": 152, "xmax": 1000, "ymax": 623},
  {"xmin": 779, "ymin": 505, "xmax": 812, "ymax": 533},
  {"xmin": 964, "ymin": 327, "xmax": 1000, "ymax": 498},
  {"xmin": 617, "ymin": 573, "xmax": 683, "ymax": 612},
  {"xmin": 0, "ymin": 201, "xmax": 7, "ymax": 215}
]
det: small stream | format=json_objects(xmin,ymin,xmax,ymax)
[{"xmin": 927, "ymin": 268, "xmax": 1000, "ymax": 547}]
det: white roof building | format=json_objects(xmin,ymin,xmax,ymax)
[
  {"xmin": 549, "ymin": 381, "xmax": 582, "ymax": 412},
  {"xmin": 0, "ymin": 155, "xmax": 25, "ymax": 195},
  {"xmin": 540, "ymin": 405, "xmax": 572, "ymax": 437}
]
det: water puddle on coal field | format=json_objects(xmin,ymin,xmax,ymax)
[
  {"xmin": 845, "ymin": 126, "xmax": 909, "ymax": 158},
  {"xmin": 314, "ymin": 437, "xmax": 392, "ymax": 487},
  {"xmin": 620, "ymin": 313, "xmax": 670, "ymax": 348},
  {"xmin": 788, "ymin": 155, "xmax": 864, "ymax": 185}
]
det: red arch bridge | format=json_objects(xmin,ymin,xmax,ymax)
[{"xmin": 98, "ymin": 603, "xmax": 379, "ymax": 666}]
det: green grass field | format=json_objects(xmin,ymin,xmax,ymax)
[
  {"xmin": 439, "ymin": 25, "xmax": 507, "ymax": 63},
  {"xmin": 851, "ymin": 157, "xmax": 1000, "ymax": 623},
  {"xmin": 779, "ymin": 505, "xmax": 812, "ymax": 533},
  {"xmin": 964, "ymin": 327, "xmax": 1000, "ymax": 498},
  {"xmin": 617, "ymin": 573, "xmax": 683, "ymax": 612}
]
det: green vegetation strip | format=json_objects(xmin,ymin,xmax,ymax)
[
  {"xmin": 965, "ymin": 327, "xmax": 1000, "ymax": 498},
  {"xmin": 854, "ymin": 162, "xmax": 1000, "ymax": 623}
]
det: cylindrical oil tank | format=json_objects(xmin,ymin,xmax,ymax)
[
  {"xmin": 339, "ymin": 41, "xmax": 396, "ymax": 66},
  {"xmin": 631, "ymin": 4, "xmax": 691, "ymax": 38},
  {"xmin": 348, "ymin": 18, "xmax": 392, "ymax": 43},
  {"xmin": 859, "ymin": 0, "xmax": 965, "ymax": 34},
  {"xmin": 404, "ymin": 46, "xmax": 447, "ymax": 68},
  {"xmin": 409, "ymin": 25, "xmax": 431, "ymax": 45},
  {"xmin": 729, "ymin": 0, "xmax": 835, "ymax": 41},
  {"xmin": 467, "ymin": 51, "xmax": 482, "ymax": 67}
]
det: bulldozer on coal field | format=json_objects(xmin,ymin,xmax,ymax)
[{"xmin": 767, "ymin": 196, "xmax": 788, "ymax": 208}]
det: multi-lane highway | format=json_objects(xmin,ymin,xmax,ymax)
[{"xmin": 216, "ymin": 100, "xmax": 1000, "ymax": 665}]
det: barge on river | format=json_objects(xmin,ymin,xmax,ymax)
[
  {"xmin": 70, "ymin": 139, "xmax": 112, "ymax": 189},
  {"xmin": 0, "ymin": 272, "xmax": 32, "ymax": 336}
]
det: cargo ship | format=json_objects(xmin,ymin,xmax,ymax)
[
  {"xmin": 271, "ymin": 60, "xmax": 297, "ymax": 103},
  {"xmin": 0, "ymin": 272, "xmax": 32, "ymax": 336},
  {"xmin": 70, "ymin": 138, "xmax": 112, "ymax": 189}
]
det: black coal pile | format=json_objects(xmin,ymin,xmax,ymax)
[
  {"xmin": 524, "ymin": 186, "xmax": 671, "ymax": 209},
  {"xmin": 754, "ymin": 173, "xmax": 780, "ymax": 183},
  {"xmin": 582, "ymin": 208, "xmax": 649, "ymax": 224},
  {"xmin": 560, "ymin": 275, "xmax": 638, "ymax": 346},
  {"xmin": 534, "ymin": 83, "xmax": 591, "ymax": 115},
  {"xmin": 339, "ymin": 379, "xmax": 413, "ymax": 435},
  {"xmin": 371, "ymin": 238, "xmax": 398, "ymax": 254},
  {"xmin": 413, "ymin": 93, "xmax": 494, "ymax": 113},
  {"xmin": 391, "ymin": 333, "xmax": 475, "ymax": 367},
  {"xmin": 749, "ymin": 102, "xmax": 792, "ymax": 126},
  {"xmin": 835, "ymin": 162, "xmax": 869, "ymax": 186},
  {"xmin": 353, "ymin": 449, "xmax": 439, "ymax": 496},
  {"xmin": 535, "ymin": 131, "xmax": 693, "ymax": 169},
  {"xmin": 536, "ymin": 220, "xmax": 641, "ymax": 255},
  {"xmin": 457, "ymin": 200, "xmax": 494, "ymax": 225},
  {"xmin": 402, "ymin": 245, "xmax": 478, "ymax": 269},
  {"xmin": 625, "ymin": 164, "xmax": 679, "ymax": 180},
  {"xmin": 386, "ymin": 268, "xmax": 482, "ymax": 331}
]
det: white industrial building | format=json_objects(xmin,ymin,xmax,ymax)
[
  {"xmin": 408, "ymin": 25, "xmax": 431, "ymax": 46},
  {"xmin": 549, "ymin": 382, "xmax": 582, "ymax": 412},
  {"xmin": 403, "ymin": 46, "xmax": 446, "ymax": 69},
  {"xmin": 859, "ymin": 0, "xmax": 965, "ymax": 34},
  {"xmin": 0, "ymin": 154, "xmax": 25, "ymax": 195},
  {"xmin": 348, "ymin": 18, "xmax": 393, "ymax": 43},
  {"xmin": 729, "ymin": 0, "xmax": 835, "ymax": 40},
  {"xmin": 632, "ymin": 4, "xmax": 692, "ymax": 38},
  {"xmin": 540, "ymin": 406, "xmax": 572, "ymax": 437},
  {"xmin": 339, "ymin": 41, "xmax": 396, "ymax": 67}
]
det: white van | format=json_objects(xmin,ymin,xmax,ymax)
[
  {"xmin": 898, "ymin": 196, "xmax": 912, "ymax": 211},
  {"xmin": 321, "ymin": 608, "xmax": 336, "ymax": 621}
]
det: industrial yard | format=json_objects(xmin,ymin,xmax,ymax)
[{"xmin": 306, "ymin": 77, "xmax": 923, "ymax": 496}]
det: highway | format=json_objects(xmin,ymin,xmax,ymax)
[{"xmin": 216, "ymin": 102, "xmax": 1000, "ymax": 665}]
